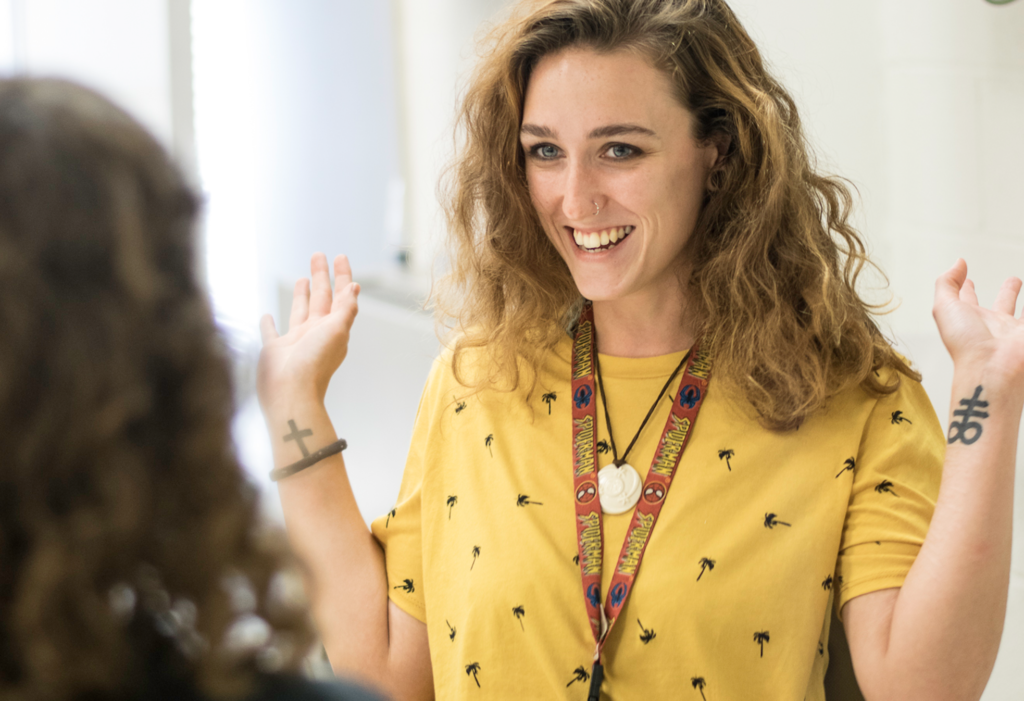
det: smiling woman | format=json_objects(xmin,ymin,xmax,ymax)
[
  {"xmin": 437, "ymin": 0, "xmax": 916, "ymax": 430},
  {"xmin": 520, "ymin": 48, "xmax": 720, "ymax": 354},
  {"xmin": 255, "ymin": 1, "xmax": 1024, "ymax": 700}
]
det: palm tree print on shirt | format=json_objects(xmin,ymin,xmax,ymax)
[
  {"xmin": 764, "ymin": 513, "xmax": 791, "ymax": 529},
  {"xmin": 567, "ymin": 666, "xmax": 590, "ymax": 687},
  {"xmin": 822, "ymin": 575, "xmax": 833, "ymax": 591},
  {"xmin": 818, "ymin": 641, "xmax": 825, "ymax": 656},
  {"xmin": 572, "ymin": 554, "xmax": 580, "ymax": 566},
  {"xmin": 517, "ymin": 494, "xmax": 543, "ymax": 507},
  {"xmin": 485, "ymin": 434, "xmax": 494, "ymax": 457},
  {"xmin": 597, "ymin": 439, "xmax": 611, "ymax": 455},
  {"xmin": 513, "ymin": 606, "xmax": 525, "ymax": 631},
  {"xmin": 471, "ymin": 545, "xmax": 481, "ymax": 570},
  {"xmin": 455, "ymin": 399, "xmax": 467, "ymax": 415},
  {"xmin": 638, "ymin": 619, "xmax": 656, "ymax": 644},
  {"xmin": 697, "ymin": 557, "xmax": 716, "ymax": 581},
  {"xmin": 691, "ymin": 677, "xmax": 707, "ymax": 700},
  {"xmin": 394, "ymin": 579, "xmax": 414, "ymax": 594},
  {"xmin": 465, "ymin": 663, "xmax": 481, "ymax": 687},
  {"xmin": 718, "ymin": 449, "xmax": 734, "ymax": 471},
  {"xmin": 836, "ymin": 457, "xmax": 855, "ymax": 479},
  {"xmin": 447, "ymin": 495, "xmax": 458, "ymax": 519},
  {"xmin": 753, "ymin": 631, "xmax": 770, "ymax": 657},
  {"xmin": 385, "ymin": 508, "xmax": 396, "ymax": 528},
  {"xmin": 891, "ymin": 410, "xmax": 912, "ymax": 425},
  {"xmin": 542, "ymin": 391, "xmax": 557, "ymax": 414},
  {"xmin": 875, "ymin": 480, "xmax": 900, "ymax": 497},
  {"xmin": 447, "ymin": 620, "xmax": 456, "ymax": 641}
]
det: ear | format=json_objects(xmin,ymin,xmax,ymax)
[{"xmin": 705, "ymin": 132, "xmax": 731, "ymax": 169}]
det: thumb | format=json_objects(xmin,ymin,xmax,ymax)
[{"xmin": 934, "ymin": 259, "xmax": 967, "ymax": 309}]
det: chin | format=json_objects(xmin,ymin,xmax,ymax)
[{"xmin": 570, "ymin": 277, "xmax": 627, "ymax": 303}]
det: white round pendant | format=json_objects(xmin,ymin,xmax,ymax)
[{"xmin": 598, "ymin": 462, "xmax": 642, "ymax": 514}]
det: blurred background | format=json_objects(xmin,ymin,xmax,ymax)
[{"xmin": 0, "ymin": 0, "xmax": 1020, "ymax": 696}]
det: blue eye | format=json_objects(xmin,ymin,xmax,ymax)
[
  {"xmin": 608, "ymin": 144, "xmax": 637, "ymax": 159},
  {"xmin": 530, "ymin": 144, "xmax": 559, "ymax": 159}
]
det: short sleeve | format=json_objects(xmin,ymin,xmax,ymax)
[
  {"xmin": 369, "ymin": 359, "xmax": 448, "ymax": 624},
  {"xmin": 834, "ymin": 371, "xmax": 945, "ymax": 620}
]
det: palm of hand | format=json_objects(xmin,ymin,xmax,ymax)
[
  {"xmin": 257, "ymin": 254, "xmax": 359, "ymax": 408},
  {"xmin": 933, "ymin": 260, "xmax": 1024, "ymax": 383}
]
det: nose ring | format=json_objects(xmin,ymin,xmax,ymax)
[{"xmin": 593, "ymin": 200, "xmax": 600, "ymax": 216}]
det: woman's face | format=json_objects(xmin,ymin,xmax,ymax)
[{"xmin": 521, "ymin": 47, "xmax": 719, "ymax": 307}]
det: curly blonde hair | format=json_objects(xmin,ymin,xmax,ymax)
[
  {"xmin": 0, "ymin": 79, "xmax": 312, "ymax": 700},
  {"xmin": 436, "ymin": 0, "xmax": 916, "ymax": 429}
]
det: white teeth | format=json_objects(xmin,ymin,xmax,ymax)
[{"xmin": 572, "ymin": 226, "xmax": 634, "ymax": 250}]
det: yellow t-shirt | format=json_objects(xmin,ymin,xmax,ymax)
[{"xmin": 370, "ymin": 338, "xmax": 944, "ymax": 700}]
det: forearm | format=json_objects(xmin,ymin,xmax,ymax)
[
  {"xmin": 265, "ymin": 396, "xmax": 392, "ymax": 687},
  {"xmin": 879, "ymin": 366, "xmax": 1020, "ymax": 700}
]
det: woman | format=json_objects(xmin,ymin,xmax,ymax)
[
  {"xmin": 0, "ymin": 79, "xmax": 380, "ymax": 701},
  {"xmin": 258, "ymin": 1, "xmax": 1023, "ymax": 699}
]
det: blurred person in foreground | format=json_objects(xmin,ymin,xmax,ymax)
[{"xmin": 0, "ymin": 78, "xmax": 381, "ymax": 701}]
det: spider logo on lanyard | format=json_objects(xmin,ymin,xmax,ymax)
[
  {"xmin": 576, "ymin": 480, "xmax": 597, "ymax": 504},
  {"xmin": 574, "ymin": 384, "xmax": 593, "ymax": 409}
]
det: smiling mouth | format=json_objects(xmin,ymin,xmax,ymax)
[{"xmin": 571, "ymin": 226, "xmax": 634, "ymax": 252}]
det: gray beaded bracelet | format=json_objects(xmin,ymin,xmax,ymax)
[{"xmin": 270, "ymin": 438, "xmax": 348, "ymax": 482}]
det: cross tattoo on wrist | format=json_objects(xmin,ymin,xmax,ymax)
[
  {"xmin": 283, "ymin": 419, "xmax": 313, "ymax": 457},
  {"xmin": 947, "ymin": 385, "xmax": 989, "ymax": 445}
]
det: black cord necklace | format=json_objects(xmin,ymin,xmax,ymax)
[{"xmin": 591, "ymin": 334, "xmax": 691, "ymax": 514}]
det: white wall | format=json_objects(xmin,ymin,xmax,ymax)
[
  {"xmin": 193, "ymin": 0, "xmax": 403, "ymax": 332},
  {"xmin": 393, "ymin": 0, "xmax": 514, "ymax": 275},
  {"xmin": 0, "ymin": 0, "xmax": 178, "ymax": 149}
]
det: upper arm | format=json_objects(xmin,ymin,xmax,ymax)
[
  {"xmin": 841, "ymin": 587, "xmax": 900, "ymax": 701},
  {"xmin": 383, "ymin": 599, "xmax": 433, "ymax": 701}
]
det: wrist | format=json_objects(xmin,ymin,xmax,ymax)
[
  {"xmin": 951, "ymin": 364, "xmax": 1024, "ymax": 408},
  {"xmin": 260, "ymin": 388, "xmax": 326, "ymax": 424},
  {"xmin": 264, "ymin": 408, "xmax": 340, "ymax": 467}
]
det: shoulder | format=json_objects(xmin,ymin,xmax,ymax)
[
  {"xmin": 248, "ymin": 674, "xmax": 386, "ymax": 701},
  {"xmin": 431, "ymin": 333, "xmax": 572, "ymax": 394}
]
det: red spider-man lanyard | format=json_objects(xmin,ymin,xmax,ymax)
[{"xmin": 570, "ymin": 303, "xmax": 711, "ymax": 700}]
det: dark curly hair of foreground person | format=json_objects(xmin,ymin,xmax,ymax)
[{"xmin": 0, "ymin": 79, "xmax": 380, "ymax": 701}]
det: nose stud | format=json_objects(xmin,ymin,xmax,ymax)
[{"xmin": 593, "ymin": 201, "xmax": 600, "ymax": 216}]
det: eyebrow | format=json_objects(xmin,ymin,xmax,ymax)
[{"xmin": 520, "ymin": 123, "xmax": 657, "ymax": 139}]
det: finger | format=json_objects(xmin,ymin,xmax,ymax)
[
  {"xmin": 333, "ymin": 254, "xmax": 353, "ymax": 293},
  {"xmin": 332, "ymin": 281, "xmax": 361, "ymax": 327},
  {"xmin": 288, "ymin": 278, "xmax": 310, "ymax": 331},
  {"xmin": 308, "ymin": 252, "xmax": 333, "ymax": 318},
  {"xmin": 933, "ymin": 258, "xmax": 967, "ymax": 308},
  {"xmin": 959, "ymin": 278, "xmax": 979, "ymax": 306},
  {"xmin": 332, "ymin": 255, "xmax": 355, "ymax": 314},
  {"xmin": 993, "ymin": 276, "xmax": 1022, "ymax": 316},
  {"xmin": 259, "ymin": 314, "xmax": 279, "ymax": 344}
]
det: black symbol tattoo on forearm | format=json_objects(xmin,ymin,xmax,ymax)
[
  {"xmin": 947, "ymin": 386, "xmax": 989, "ymax": 445},
  {"xmin": 283, "ymin": 419, "xmax": 313, "ymax": 457}
]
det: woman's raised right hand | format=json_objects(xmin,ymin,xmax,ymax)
[{"xmin": 257, "ymin": 253, "xmax": 360, "ymax": 414}]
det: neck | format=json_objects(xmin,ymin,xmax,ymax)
[{"xmin": 590, "ymin": 290, "xmax": 695, "ymax": 358}]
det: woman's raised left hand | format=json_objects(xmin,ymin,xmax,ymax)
[{"xmin": 933, "ymin": 258, "xmax": 1024, "ymax": 385}]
